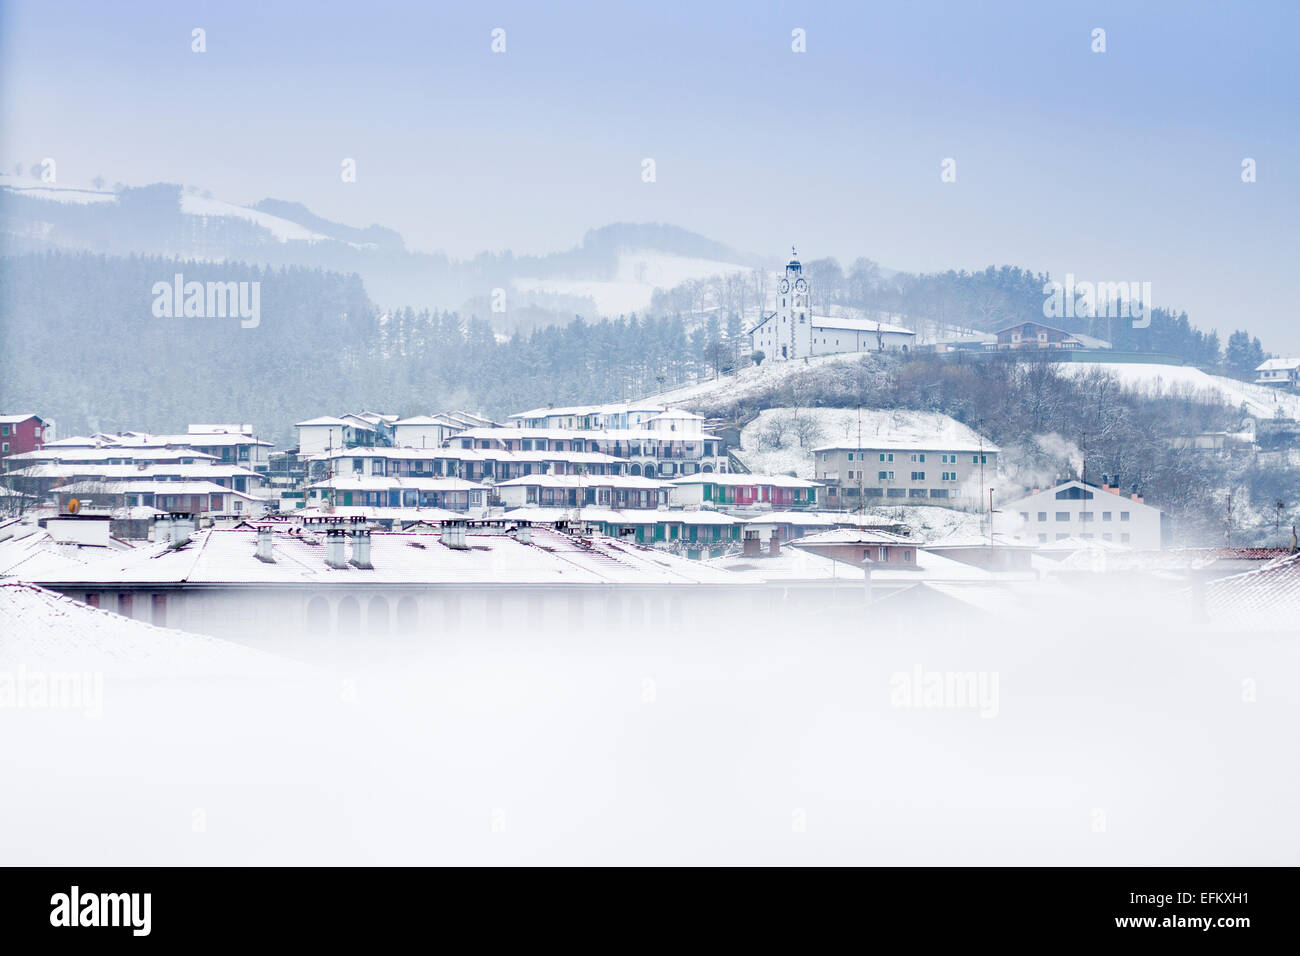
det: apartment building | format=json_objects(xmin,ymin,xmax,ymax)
[
  {"xmin": 996, "ymin": 479, "xmax": 1166, "ymax": 549},
  {"xmin": 814, "ymin": 440, "xmax": 997, "ymax": 508}
]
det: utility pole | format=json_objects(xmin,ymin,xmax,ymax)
[
  {"xmin": 982, "ymin": 489, "xmax": 993, "ymax": 548},
  {"xmin": 1226, "ymin": 492, "xmax": 1233, "ymax": 548},
  {"xmin": 856, "ymin": 404, "xmax": 864, "ymax": 518}
]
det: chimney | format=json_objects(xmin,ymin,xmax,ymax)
[
  {"xmin": 349, "ymin": 529, "xmax": 372, "ymax": 569},
  {"xmin": 509, "ymin": 522, "xmax": 532, "ymax": 545},
  {"xmin": 440, "ymin": 520, "xmax": 469, "ymax": 550},
  {"xmin": 158, "ymin": 512, "xmax": 193, "ymax": 547},
  {"xmin": 769, "ymin": 531, "xmax": 782, "ymax": 556},
  {"xmin": 743, "ymin": 530, "xmax": 761, "ymax": 556},
  {"xmin": 325, "ymin": 528, "xmax": 349, "ymax": 568},
  {"xmin": 256, "ymin": 525, "xmax": 275, "ymax": 563}
]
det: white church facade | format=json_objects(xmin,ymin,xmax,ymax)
[{"xmin": 749, "ymin": 249, "xmax": 915, "ymax": 362}]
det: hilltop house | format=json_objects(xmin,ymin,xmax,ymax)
[{"xmin": 1254, "ymin": 358, "xmax": 1300, "ymax": 388}]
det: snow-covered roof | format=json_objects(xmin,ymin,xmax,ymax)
[
  {"xmin": 741, "ymin": 511, "xmax": 842, "ymax": 526},
  {"xmin": 307, "ymin": 475, "xmax": 487, "ymax": 492},
  {"xmin": 50, "ymin": 480, "xmax": 263, "ymax": 500},
  {"xmin": 496, "ymin": 474, "xmax": 667, "ymax": 490},
  {"xmin": 502, "ymin": 507, "xmax": 661, "ymax": 526},
  {"xmin": 5, "ymin": 527, "xmax": 745, "ymax": 588},
  {"xmin": 0, "ymin": 413, "xmax": 40, "ymax": 424},
  {"xmin": 808, "ymin": 316, "xmax": 915, "ymax": 335},
  {"xmin": 4, "ymin": 447, "xmax": 219, "ymax": 463},
  {"xmin": 295, "ymin": 416, "xmax": 352, "ymax": 427},
  {"xmin": 1255, "ymin": 358, "xmax": 1300, "ymax": 372},
  {"xmin": 670, "ymin": 473, "xmax": 822, "ymax": 488},
  {"xmin": 789, "ymin": 528, "xmax": 914, "ymax": 546},
  {"xmin": 1203, "ymin": 552, "xmax": 1300, "ymax": 629},
  {"xmin": 0, "ymin": 581, "xmax": 293, "ymax": 679},
  {"xmin": 9, "ymin": 463, "xmax": 261, "ymax": 481}
]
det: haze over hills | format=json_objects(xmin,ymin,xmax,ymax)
[{"xmin": 0, "ymin": 175, "xmax": 771, "ymax": 328}]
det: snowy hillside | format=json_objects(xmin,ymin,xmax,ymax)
[
  {"xmin": 0, "ymin": 174, "xmax": 117, "ymax": 204},
  {"xmin": 512, "ymin": 249, "xmax": 751, "ymax": 315},
  {"xmin": 179, "ymin": 192, "xmax": 333, "ymax": 244},
  {"xmin": 1057, "ymin": 362, "xmax": 1300, "ymax": 421},
  {"xmin": 735, "ymin": 406, "xmax": 995, "ymax": 478}
]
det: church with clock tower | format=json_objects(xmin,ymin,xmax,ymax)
[
  {"xmin": 748, "ymin": 245, "xmax": 915, "ymax": 363},
  {"xmin": 750, "ymin": 248, "xmax": 811, "ymax": 362}
]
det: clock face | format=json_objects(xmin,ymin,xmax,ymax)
[
  {"xmin": 780, "ymin": 278, "xmax": 790, "ymax": 294},
  {"xmin": 795, "ymin": 278, "xmax": 808, "ymax": 293}
]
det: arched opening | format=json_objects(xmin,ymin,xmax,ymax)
[
  {"xmin": 305, "ymin": 595, "xmax": 330, "ymax": 633},
  {"xmin": 367, "ymin": 595, "xmax": 390, "ymax": 636},
  {"xmin": 629, "ymin": 463, "xmax": 642, "ymax": 476},
  {"xmin": 337, "ymin": 596, "xmax": 360, "ymax": 635},
  {"xmin": 396, "ymin": 596, "xmax": 419, "ymax": 634}
]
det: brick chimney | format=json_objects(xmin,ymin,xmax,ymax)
[
  {"xmin": 743, "ymin": 530, "xmax": 761, "ymax": 556},
  {"xmin": 769, "ymin": 531, "xmax": 782, "ymax": 556}
]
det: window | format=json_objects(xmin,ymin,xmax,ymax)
[
  {"xmin": 1056, "ymin": 533, "xmax": 1069, "ymax": 540},
  {"xmin": 848, "ymin": 453, "xmax": 854, "ymax": 461},
  {"xmin": 1055, "ymin": 512, "xmax": 1070, "ymax": 521},
  {"xmin": 1019, "ymin": 512, "xmax": 1029, "ymax": 521},
  {"xmin": 1121, "ymin": 533, "xmax": 1131, "ymax": 543},
  {"xmin": 1080, "ymin": 511, "xmax": 1094, "ymax": 522},
  {"xmin": 878, "ymin": 471, "xmax": 888, "ymax": 480},
  {"xmin": 1037, "ymin": 512, "xmax": 1047, "ymax": 521},
  {"xmin": 911, "ymin": 471, "xmax": 925, "ymax": 481},
  {"xmin": 879, "ymin": 453, "xmax": 885, "ymax": 461},
  {"xmin": 1038, "ymin": 533, "xmax": 1047, "ymax": 543},
  {"xmin": 1103, "ymin": 534, "xmax": 1112, "ymax": 541},
  {"xmin": 1120, "ymin": 511, "xmax": 1130, "ymax": 521},
  {"xmin": 1103, "ymin": 512, "xmax": 1112, "ymax": 521}
]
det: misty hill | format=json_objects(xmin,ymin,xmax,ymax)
[{"xmin": 0, "ymin": 177, "xmax": 766, "ymax": 328}]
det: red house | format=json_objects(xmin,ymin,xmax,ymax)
[{"xmin": 0, "ymin": 414, "xmax": 47, "ymax": 458}]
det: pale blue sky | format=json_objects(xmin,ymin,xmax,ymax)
[{"xmin": 3, "ymin": 0, "xmax": 1297, "ymax": 346}]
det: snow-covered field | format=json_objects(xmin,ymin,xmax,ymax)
[
  {"xmin": 179, "ymin": 193, "xmax": 332, "ymax": 244},
  {"xmin": 736, "ymin": 406, "xmax": 994, "ymax": 478},
  {"xmin": 1058, "ymin": 362, "xmax": 1300, "ymax": 421},
  {"xmin": 0, "ymin": 174, "xmax": 117, "ymax": 204},
  {"xmin": 512, "ymin": 249, "xmax": 751, "ymax": 315},
  {"xmin": 647, "ymin": 350, "xmax": 871, "ymax": 410}
]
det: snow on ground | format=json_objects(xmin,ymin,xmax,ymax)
[
  {"xmin": 1057, "ymin": 362, "xmax": 1300, "ymax": 421},
  {"xmin": 0, "ymin": 175, "xmax": 117, "ymax": 204},
  {"xmin": 647, "ymin": 350, "xmax": 870, "ymax": 410},
  {"xmin": 512, "ymin": 249, "xmax": 751, "ymax": 315},
  {"xmin": 736, "ymin": 406, "xmax": 995, "ymax": 478},
  {"xmin": 179, "ymin": 193, "xmax": 330, "ymax": 243}
]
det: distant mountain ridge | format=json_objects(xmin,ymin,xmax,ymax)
[{"xmin": 0, "ymin": 176, "xmax": 767, "ymax": 325}]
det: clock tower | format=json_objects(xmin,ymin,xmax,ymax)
[{"xmin": 774, "ymin": 246, "xmax": 810, "ymax": 360}]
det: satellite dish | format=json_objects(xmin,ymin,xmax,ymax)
[{"xmin": 67, "ymin": 498, "xmax": 80, "ymax": 514}]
